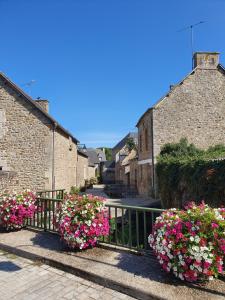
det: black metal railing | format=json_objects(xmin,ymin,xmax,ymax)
[
  {"xmin": 103, "ymin": 204, "xmax": 164, "ymax": 250},
  {"xmin": 37, "ymin": 189, "xmax": 65, "ymax": 200},
  {"xmin": 27, "ymin": 196, "xmax": 164, "ymax": 251},
  {"xmin": 27, "ymin": 197, "xmax": 61, "ymax": 232}
]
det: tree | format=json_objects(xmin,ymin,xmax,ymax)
[{"xmin": 126, "ymin": 137, "xmax": 137, "ymax": 152}]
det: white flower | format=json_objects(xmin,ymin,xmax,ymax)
[
  {"xmin": 195, "ymin": 236, "xmax": 200, "ymax": 243},
  {"xmin": 209, "ymin": 276, "xmax": 214, "ymax": 281},
  {"xmin": 190, "ymin": 236, "xmax": 194, "ymax": 242},
  {"xmin": 179, "ymin": 273, "xmax": 184, "ymax": 280}
]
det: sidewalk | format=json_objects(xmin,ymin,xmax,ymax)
[
  {"xmin": 0, "ymin": 229, "xmax": 224, "ymax": 300},
  {"xmin": 0, "ymin": 251, "xmax": 134, "ymax": 300}
]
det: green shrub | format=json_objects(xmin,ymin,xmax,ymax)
[
  {"xmin": 89, "ymin": 177, "xmax": 98, "ymax": 186},
  {"xmin": 156, "ymin": 139, "xmax": 225, "ymax": 208}
]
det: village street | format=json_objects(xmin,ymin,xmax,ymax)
[{"xmin": 86, "ymin": 185, "xmax": 157, "ymax": 207}]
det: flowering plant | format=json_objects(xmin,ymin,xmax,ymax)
[
  {"xmin": 0, "ymin": 191, "xmax": 37, "ymax": 230},
  {"xmin": 149, "ymin": 202, "xmax": 225, "ymax": 282},
  {"xmin": 56, "ymin": 194, "xmax": 109, "ymax": 250}
]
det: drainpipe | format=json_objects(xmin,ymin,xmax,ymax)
[{"xmin": 52, "ymin": 122, "xmax": 56, "ymax": 190}]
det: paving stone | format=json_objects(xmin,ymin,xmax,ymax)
[{"xmin": 0, "ymin": 252, "xmax": 134, "ymax": 300}]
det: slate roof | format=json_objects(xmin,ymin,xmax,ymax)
[
  {"xmin": 77, "ymin": 149, "xmax": 88, "ymax": 158},
  {"xmin": 0, "ymin": 72, "xmax": 79, "ymax": 144},
  {"xmin": 86, "ymin": 149, "xmax": 100, "ymax": 165},
  {"xmin": 104, "ymin": 160, "xmax": 115, "ymax": 168},
  {"xmin": 112, "ymin": 132, "xmax": 138, "ymax": 152}
]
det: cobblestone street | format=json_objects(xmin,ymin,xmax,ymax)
[{"xmin": 0, "ymin": 251, "xmax": 135, "ymax": 300}]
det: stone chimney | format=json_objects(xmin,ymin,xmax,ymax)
[
  {"xmin": 193, "ymin": 52, "xmax": 220, "ymax": 69},
  {"xmin": 34, "ymin": 99, "xmax": 49, "ymax": 113}
]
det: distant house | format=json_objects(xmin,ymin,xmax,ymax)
[
  {"xmin": 76, "ymin": 149, "xmax": 89, "ymax": 188},
  {"xmin": 121, "ymin": 149, "xmax": 138, "ymax": 188},
  {"xmin": 85, "ymin": 148, "xmax": 106, "ymax": 178},
  {"xmin": 137, "ymin": 52, "xmax": 225, "ymax": 197},
  {"xmin": 100, "ymin": 160, "xmax": 115, "ymax": 184},
  {"xmin": 113, "ymin": 132, "xmax": 138, "ymax": 184}
]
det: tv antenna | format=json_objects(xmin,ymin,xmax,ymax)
[
  {"xmin": 21, "ymin": 79, "xmax": 36, "ymax": 95},
  {"xmin": 178, "ymin": 21, "xmax": 206, "ymax": 67}
]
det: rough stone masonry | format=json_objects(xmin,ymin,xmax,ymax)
[{"xmin": 0, "ymin": 72, "xmax": 82, "ymax": 192}]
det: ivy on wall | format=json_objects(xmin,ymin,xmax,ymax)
[{"xmin": 156, "ymin": 139, "xmax": 225, "ymax": 208}]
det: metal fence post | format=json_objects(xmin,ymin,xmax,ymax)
[{"xmin": 44, "ymin": 199, "xmax": 47, "ymax": 232}]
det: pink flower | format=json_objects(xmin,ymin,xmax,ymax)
[{"xmin": 211, "ymin": 223, "xmax": 219, "ymax": 229}]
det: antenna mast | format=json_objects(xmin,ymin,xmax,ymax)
[{"xmin": 178, "ymin": 21, "xmax": 205, "ymax": 68}]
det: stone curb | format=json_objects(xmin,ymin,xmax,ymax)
[{"xmin": 0, "ymin": 242, "xmax": 164, "ymax": 300}]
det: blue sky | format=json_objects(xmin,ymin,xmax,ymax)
[{"xmin": 1, "ymin": 0, "xmax": 225, "ymax": 147}]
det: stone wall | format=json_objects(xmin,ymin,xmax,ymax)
[
  {"xmin": 153, "ymin": 68, "xmax": 225, "ymax": 159},
  {"xmin": 0, "ymin": 78, "xmax": 52, "ymax": 192},
  {"xmin": 88, "ymin": 166, "xmax": 96, "ymax": 179},
  {"xmin": 137, "ymin": 163, "xmax": 152, "ymax": 197},
  {"xmin": 137, "ymin": 109, "xmax": 153, "ymax": 161},
  {"xmin": 54, "ymin": 130, "xmax": 77, "ymax": 192},
  {"xmin": 137, "ymin": 109, "xmax": 153, "ymax": 197},
  {"xmin": 77, "ymin": 153, "xmax": 88, "ymax": 188},
  {"xmin": 129, "ymin": 158, "xmax": 138, "ymax": 188}
]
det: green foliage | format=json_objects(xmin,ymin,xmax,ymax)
[
  {"xmin": 89, "ymin": 177, "xmax": 98, "ymax": 185},
  {"xmin": 156, "ymin": 139, "xmax": 225, "ymax": 208},
  {"xmin": 70, "ymin": 186, "xmax": 80, "ymax": 195},
  {"xmin": 104, "ymin": 148, "xmax": 112, "ymax": 161},
  {"xmin": 97, "ymin": 147, "xmax": 112, "ymax": 161},
  {"xmin": 126, "ymin": 137, "xmax": 137, "ymax": 152},
  {"xmin": 160, "ymin": 138, "xmax": 203, "ymax": 159}
]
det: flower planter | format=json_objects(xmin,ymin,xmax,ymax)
[
  {"xmin": 56, "ymin": 194, "xmax": 109, "ymax": 250},
  {"xmin": 149, "ymin": 202, "xmax": 225, "ymax": 282},
  {"xmin": 0, "ymin": 191, "xmax": 37, "ymax": 231}
]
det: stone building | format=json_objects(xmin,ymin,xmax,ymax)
[
  {"xmin": 113, "ymin": 132, "xmax": 138, "ymax": 183},
  {"xmin": 136, "ymin": 110, "xmax": 153, "ymax": 197},
  {"xmin": 76, "ymin": 150, "xmax": 89, "ymax": 188},
  {"xmin": 121, "ymin": 149, "xmax": 138, "ymax": 188},
  {"xmin": 85, "ymin": 148, "xmax": 106, "ymax": 178},
  {"xmin": 137, "ymin": 52, "xmax": 225, "ymax": 197},
  {"xmin": 0, "ymin": 72, "xmax": 81, "ymax": 192}
]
